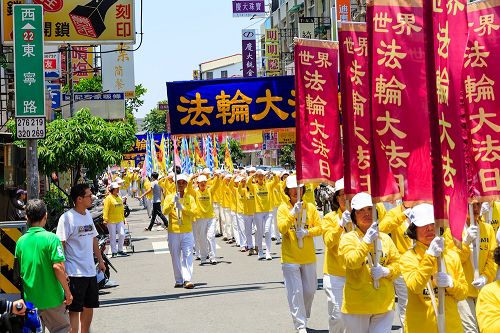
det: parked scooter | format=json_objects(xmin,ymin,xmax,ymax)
[{"xmin": 96, "ymin": 235, "xmax": 117, "ymax": 289}]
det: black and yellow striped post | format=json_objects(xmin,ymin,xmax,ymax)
[{"xmin": 0, "ymin": 221, "xmax": 26, "ymax": 295}]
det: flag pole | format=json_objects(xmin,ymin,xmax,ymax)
[
  {"xmin": 469, "ymin": 203, "xmax": 480, "ymax": 279},
  {"xmin": 173, "ymin": 135, "xmax": 182, "ymax": 225}
]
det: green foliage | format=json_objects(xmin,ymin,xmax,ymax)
[
  {"xmin": 43, "ymin": 183, "xmax": 69, "ymax": 231},
  {"xmin": 218, "ymin": 138, "xmax": 244, "ymax": 165},
  {"xmin": 279, "ymin": 144, "xmax": 296, "ymax": 169},
  {"xmin": 126, "ymin": 84, "xmax": 147, "ymax": 113},
  {"xmin": 62, "ymin": 76, "xmax": 102, "ymax": 93},
  {"xmin": 142, "ymin": 100, "xmax": 167, "ymax": 133}
]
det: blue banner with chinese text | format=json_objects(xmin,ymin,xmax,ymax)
[{"xmin": 166, "ymin": 76, "xmax": 295, "ymax": 135}]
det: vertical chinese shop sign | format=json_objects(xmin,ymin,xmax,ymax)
[{"xmin": 295, "ymin": 38, "xmax": 343, "ymax": 185}]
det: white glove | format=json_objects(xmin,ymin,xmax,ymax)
[
  {"xmin": 362, "ymin": 222, "xmax": 379, "ymax": 244},
  {"xmin": 174, "ymin": 194, "xmax": 183, "ymax": 211},
  {"xmin": 480, "ymin": 202, "xmax": 491, "ymax": 216},
  {"xmin": 472, "ymin": 275, "xmax": 488, "ymax": 289},
  {"xmin": 464, "ymin": 225, "xmax": 479, "ymax": 245},
  {"xmin": 290, "ymin": 202, "xmax": 301, "ymax": 216},
  {"xmin": 339, "ymin": 210, "xmax": 351, "ymax": 227},
  {"xmin": 426, "ymin": 237, "xmax": 444, "ymax": 257},
  {"xmin": 370, "ymin": 266, "xmax": 390, "ymax": 280},
  {"xmin": 403, "ymin": 207, "xmax": 413, "ymax": 219},
  {"xmin": 295, "ymin": 228, "xmax": 308, "ymax": 240},
  {"xmin": 434, "ymin": 272, "xmax": 454, "ymax": 288}
]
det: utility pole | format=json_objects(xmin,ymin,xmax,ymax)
[{"xmin": 67, "ymin": 43, "xmax": 75, "ymax": 117}]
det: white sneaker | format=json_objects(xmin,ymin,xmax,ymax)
[
  {"xmin": 265, "ymin": 252, "xmax": 272, "ymax": 260},
  {"xmin": 200, "ymin": 259, "xmax": 207, "ymax": 265},
  {"xmin": 297, "ymin": 329, "xmax": 307, "ymax": 333},
  {"xmin": 258, "ymin": 251, "xmax": 265, "ymax": 260}
]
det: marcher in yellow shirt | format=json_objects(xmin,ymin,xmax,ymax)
[
  {"xmin": 277, "ymin": 175, "xmax": 322, "ymax": 333},
  {"xmin": 162, "ymin": 174, "xmax": 196, "ymax": 289},
  {"xmin": 247, "ymin": 169, "xmax": 279, "ymax": 260},
  {"xmin": 339, "ymin": 192, "xmax": 400, "ymax": 333},
  {"xmin": 476, "ymin": 246, "xmax": 500, "ymax": 333},
  {"xmin": 400, "ymin": 203, "xmax": 468, "ymax": 333},
  {"xmin": 103, "ymin": 182, "xmax": 127, "ymax": 258},
  {"xmin": 142, "ymin": 176, "xmax": 153, "ymax": 218},
  {"xmin": 443, "ymin": 202, "xmax": 498, "ymax": 332},
  {"xmin": 270, "ymin": 171, "xmax": 288, "ymax": 245},
  {"xmin": 322, "ymin": 178, "xmax": 348, "ymax": 333},
  {"xmin": 239, "ymin": 177, "xmax": 257, "ymax": 255}
]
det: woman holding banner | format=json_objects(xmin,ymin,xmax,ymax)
[
  {"xmin": 339, "ymin": 192, "xmax": 400, "ymax": 333},
  {"xmin": 476, "ymin": 246, "xmax": 500, "ymax": 333},
  {"xmin": 321, "ymin": 178, "xmax": 349, "ymax": 333},
  {"xmin": 400, "ymin": 203, "xmax": 468, "ymax": 333},
  {"xmin": 277, "ymin": 175, "xmax": 322, "ymax": 333}
]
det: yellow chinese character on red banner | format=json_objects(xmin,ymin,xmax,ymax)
[
  {"xmin": 215, "ymin": 89, "xmax": 252, "ymax": 125},
  {"xmin": 377, "ymin": 110, "xmax": 407, "ymax": 139},
  {"xmin": 306, "ymin": 94, "xmax": 327, "ymax": 116},
  {"xmin": 304, "ymin": 70, "xmax": 327, "ymax": 91},
  {"xmin": 319, "ymin": 159, "xmax": 331, "ymax": 178},
  {"xmin": 374, "ymin": 75, "xmax": 406, "ymax": 106},
  {"xmin": 437, "ymin": 22, "xmax": 450, "ymax": 58},
  {"xmin": 436, "ymin": 67, "xmax": 450, "ymax": 105},
  {"xmin": 309, "ymin": 119, "xmax": 329, "ymax": 139},
  {"xmin": 446, "ymin": 0, "xmax": 465, "ymax": 15},
  {"xmin": 299, "ymin": 50, "xmax": 314, "ymax": 66},
  {"xmin": 479, "ymin": 168, "xmax": 500, "ymax": 192},
  {"xmin": 357, "ymin": 145, "xmax": 370, "ymax": 170},
  {"xmin": 350, "ymin": 60, "xmax": 366, "ymax": 86},
  {"xmin": 355, "ymin": 37, "xmax": 368, "ymax": 57},
  {"xmin": 377, "ymin": 39, "xmax": 407, "ymax": 69},
  {"xmin": 382, "ymin": 140, "xmax": 410, "ymax": 168},
  {"xmin": 470, "ymin": 107, "xmax": 500, "ymax": 134},
  {"xmin": 439, "ymin": 111, "xmax": 456, "ymax": 149},
  {"xmin": 474, "ymin": 14, "xmax": 500, "ymax": 36},
  {"xmin": 392, "ymin": 13, "xmax": 422, "ymax": 35},
  {"xmin": 433, "ymin": 0, "xmax": 443, "ymax": 12},
  {"xmin": 315, "ymin": 52, "xmax": 332, "ymax": 68},
  {"xmin": 344, "ymin": 37, "xmax": 354, "ymax": 54},
  {"xmin": 473, "ymin": 135, "xmax": 500, "ymax": 162},
  {"xmin": 352, "ymin": 90, "xmax": 367, "ymax": 117},
  {"xmin": 177, "ymin": 93, "xmax": 213, "ymax": 126},
  {"xmin": 464, "ymin": 41, "xmax": 490, "ymax": 68},
  {"xmin": 312, "ymin": 138, "xmax": 330, "ymax": 158},
  {"xmin": 253, "ymin": 89, "xmax": 288, "ymax": 121},
  {"xmin": 374, "ymin": 12, "xmax": 393, "ymax": 32},
  {"xmin": 355, "ymin": 126, "xmax": 369, "ymax": 144},
  {"xmin": 464, "ymin": 75, "xmax": 495, "ymax": 103},
  {"xmin": 442, "ymin": 150, "xmax": 457, "ymax": 187}
]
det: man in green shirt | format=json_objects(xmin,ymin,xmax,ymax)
[{"xmin": 15, "ymin": 199, "xmax": 73, "ymax": 333}]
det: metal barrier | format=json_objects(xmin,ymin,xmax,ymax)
[{"xmin": 0, "ymin": 220, "xmax": 27, "ymax": 296}]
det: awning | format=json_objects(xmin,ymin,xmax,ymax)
[{"xmin": 288, "ymin": 3, "xmax": 304, "ymax": 13}]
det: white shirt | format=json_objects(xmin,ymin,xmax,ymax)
[{"xmin": 56, "ymin": 209, "xmax": 98, "ymax": 277}]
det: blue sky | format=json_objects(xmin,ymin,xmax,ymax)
[{"xmin": 133, "ymin": 1, "xmax": 265, "ymax": 118}]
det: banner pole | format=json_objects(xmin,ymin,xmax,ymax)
[
  {"xmin": 469, "ymin": 203, "xmax": 480, "ymax": 279},
  {"xmin": 434, "ymin": 223, "xmax": 445, "ymax": 333},
  {"xmin": 373, "ymin": 204, "xmax": 380, "ymax": 289}
]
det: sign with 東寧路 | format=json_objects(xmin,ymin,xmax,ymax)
[
  {"xmin": 166, "ymin": 76, "xmax": 296, "ymax": 135},
  {"xmin": 2, "ymin": 0, "xmax": 135, "ymax": 44}
]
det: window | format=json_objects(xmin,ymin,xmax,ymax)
[
  {"xmin": 206, "ymin": 71, "xmax": 213, "ymax": 80},
  {"xmin": 221, "ymin": 70, "xmax": 228, "ymax": 78}
]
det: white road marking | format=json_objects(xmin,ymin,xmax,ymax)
[{"xmin": 151, "ymin": 241, "xmax": 221, "ymax": 255}]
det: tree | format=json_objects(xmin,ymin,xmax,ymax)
[
  {"xmin": 218, "ymin": 138, "xmax": 244, "ymax": 166},
  {"xmin": 142, "ymin": 100, "xmax": 168, "ymax": 133},
  {"xmin": 279, "ymin": 144, "xmax": 296, "ymax": 169}
]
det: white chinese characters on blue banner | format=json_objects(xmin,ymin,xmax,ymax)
[{"xmin": 166, "ymin": 76, "xmax": 295, "ymax": 135}]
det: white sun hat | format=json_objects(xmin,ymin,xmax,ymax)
[{"xmin": 351, "ymin": 192, "xmax": 373, "ymax": 210}]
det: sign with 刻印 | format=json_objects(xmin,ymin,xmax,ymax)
[
  {"xmin": 13, "ymin": 4, "xmax": 45, "ymax": 119},
  {"xmin": 2, "ymin": 0, "xmax": 135, "ymax": 44},
  {"xmin": 166, "ymin": 76, "xmax": 296, "ymax": 135}
]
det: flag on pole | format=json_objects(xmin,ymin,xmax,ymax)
[
  {"xmin": 165, "ymin": 133, "xmax": 171, "ymax": 172},
  {"xmin": 173, "ymin": 136, "xmax": 181, "ymax": 170},
  {"xmin": 213, "ymin": 134, "xmax": 219, "ymax": 170},
  {"xmin": 145, "ymin": 132, "xmax": 153, "ymax": 176},
  {"xmin": 205, "ymin": 135, "xmax": 215, "ymax": 172},
  {"xmin": 159, "ymin": 134, "xmax": 167, "ymax": 175},
  {"xmin": 224, "ymin": 137, "xmax": 234, "ymax": 173},
  {"xmin": 150, "ymin": 133, "xmax": 159, "ymax": 173}
]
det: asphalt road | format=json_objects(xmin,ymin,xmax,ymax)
[{"xmin": 91, "ymin": 199, "xmax": 403, "ymax": 333}]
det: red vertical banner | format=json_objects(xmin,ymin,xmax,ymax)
[
  {"xmin": 424, "ymin": 0, "xmax": 469, "ymax": 240},
  {"xmin": 464, "ymin": 0, "xmax": 500, "ymax": 202},
  {"xmin": 339, "ymin": 23, "xmax": 372, "ymax": 196},
  {"xmin": 368, "ymin": 0, "xmax": 433, "ymax": 203},
  {"xmin": 295, "ymin": 38, "xmax": 343, "ymax": 185}
]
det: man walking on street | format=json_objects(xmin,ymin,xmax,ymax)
[
  {"xmin": 56, "ymin": 184, "xmax": 106, "ymax": 333},
  {"xmin": 141, "ymin": 172, "xmax": 169, "ymax": 231},
  {"xmin": 15, "ymin": 199, "xmax": 72, "ymax": 333}
]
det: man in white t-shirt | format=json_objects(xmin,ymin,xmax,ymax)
[{"xmin": 56, "ymin": 184, "xmax": 105, "ymax": 333}]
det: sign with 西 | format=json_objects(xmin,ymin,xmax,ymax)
[
  {"xmin": 13, "ymin": 4, "xmax": 46, "ymax": 139},
  {"xmin": 16, "ymin": 117, "xmax": 46, "ymax": 139}
]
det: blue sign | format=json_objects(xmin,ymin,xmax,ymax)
[
  {"xmin": 46, "ymin": 84, "xmax": 61, "ymax": 110},
  {"xmin": 166, "ymin": 76, "xmax": 295, "ymax": 135}
]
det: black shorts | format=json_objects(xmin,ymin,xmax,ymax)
[{"xmin": 67, "ymin": 276, "xmax": 99, "ymax": 312}]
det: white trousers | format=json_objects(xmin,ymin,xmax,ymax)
[
  {"xmin": 213, "ymin": 203, "xmax": 222, "ymax": 235},
  {"xmin": 207, "ymin": 217, "xmax": 217, "ymax": 259},
  {"xmin": 323, "ymin": 274, "xmax": 346, "ymax": 333},
  {"xmin": 458, "ymin": 297, "xmax": 478, "ymax": 333},
  {"xmin": 119, "ymin": 189, "xmax": 127, "ymax": 198},
  {"xmin": 193, "ymin": 218, "xmax": 210, "ymax": 260},
  {"xmin": 106, "ymin": 222, "xmax": 125, "ymax": 253},
  {"xmin": 254, "ymin": 212, "xmax": 273, "ymax": 254},
  {"xmin": 231, "ymin": 211, "xmax": 240, "ymax": 245},
  {"xmin": 393, "ymin": 275, "xmax": 408, "ymax": 330},
  {"xmin": 243, "ymin": 214, "xmax": 255, "ymax": 248},
  {"xmin": 282, "ymin": 262, "xmax": 317, "ymax": 330},
  {"xmin": 271, "ymin": 207, "xmax": 281, "ymax": 241},
  {"xmin": 223, "ymin": 208, "xmax": 233, "ymax": 239},
  {"xmin": 342, "ymin": 311, "xmax": 395, "ymax": 333},
  {"xmin": 167, "ymin": 232, "xmax": 194, "ymax": 284},
  {"xmin": 236, "ymin": 213, "xmax": 247, "ymax": 248}
]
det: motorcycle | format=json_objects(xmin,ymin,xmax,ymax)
[{"xmin": 96, "ymin": 235, "xmax": 118, "ymax": 289}]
